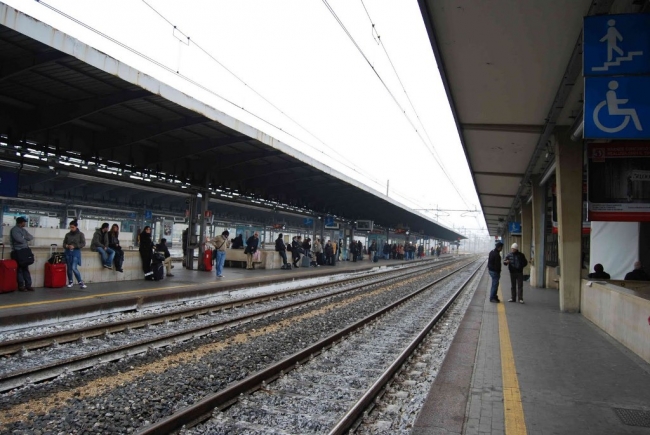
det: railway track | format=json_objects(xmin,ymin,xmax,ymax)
[
  {"xmin": 0, "ymin": 257, "xmax": 468, "ymax": 393},
  {"xmin": 135, "ymin": 259, "xmax": 485, "ymax": 435}
]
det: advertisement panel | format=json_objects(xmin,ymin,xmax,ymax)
[{"xmin": 588, "ymin": 142, "xmax": 650, "ymax": 221}]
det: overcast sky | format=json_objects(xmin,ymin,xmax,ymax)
[{"xmin": 6, "ymin": 0, "xmax": 489, "ymax": 238}]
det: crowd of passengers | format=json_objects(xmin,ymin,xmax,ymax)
[{"xmin": 6, "ymin": 216, "xmax": 496, "ymax": 291}]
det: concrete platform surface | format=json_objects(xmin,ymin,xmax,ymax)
[
  {"xmin": 414, "ymin": 273, "xmax": 650, "ymax": 435},
  {"xmin": 0, "ymin": 257, "xmax": 431, "ymax": 331}
]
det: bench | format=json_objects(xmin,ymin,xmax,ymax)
[{"xmin": 22, "ymin": 247, "xmax": 146, "ymax": 285}]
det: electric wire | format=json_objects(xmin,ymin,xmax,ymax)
[
  {"xmin": 140, "ymin": 1, "xmax": 372, "ymax": 184},
  {"xmin": 33, "ymin": 0, "xmax": 458, "ymax": 222},
  {"xmin": 356, "ymin": 0, "xmax": 474, "ymax": 210},
  {"xmin": 33, "ymin": 0, "xmax": 409, "ymax": 205},
  {"xmin": 137, "ymin": 0, "xmax": 430, "ymax": 209},
  {"xmin": 138, "ymin": 0, "xmax": 437, "ymax": 210}
]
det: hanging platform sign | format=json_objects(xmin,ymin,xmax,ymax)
[{"xmin": 588, "ymin": 142, "xmax": 650, "ymax": 221}]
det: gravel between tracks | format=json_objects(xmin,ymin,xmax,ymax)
[
  {"xmin": 184, "ymin": 264, "xmax": 481, "ymax": 434},
  {"xmin": 1, "ymin": 262, "xmax": 465, "ymax": 434}
]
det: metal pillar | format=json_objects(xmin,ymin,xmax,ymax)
[
  {"xmin": 185, "ymin": 194, "xmax": 198, "ymax": 270},
  {"xmin": 198, "ymin": 191, "xmax": 209, "ymax": 271}
]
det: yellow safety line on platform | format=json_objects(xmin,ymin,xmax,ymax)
[
  {"xmin": 0, "ymin": 285, "xmax": 195, "ymax": 309},
  {"xmin": 0, "ymin": 278, "xmax": 245, "ymax": 310},
  {"xmin": 497, "ymin": 285, "xmax": 527, "ymax": 435}
]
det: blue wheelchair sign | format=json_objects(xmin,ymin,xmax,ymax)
[
  {"xmin": 508, "ymin": 222, "xmax": 521, "ymax": 235},
  {"xmin": 584, "ymin": 76, "xmax": 650, "ymax": 139},
  {"xmin": 584, "ymin": 14, "xmax": 650, "ymax": 76}
]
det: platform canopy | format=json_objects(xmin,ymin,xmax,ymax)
[
  {"xmin": 0, "ymin": 4, "xmax": 464, "ymax": 241},
  {"xmin": 418, "ymin": 0, "xmax": 647, "ymax": 235}
]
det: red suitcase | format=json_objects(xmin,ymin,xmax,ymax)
[
  {"xmin": 0, "ymin": 243, "xmax": 18, "ymax": 293},
  {"xmin": 45, "ymin": 244, "xmax": 67, "ymax": 288},
  {"xmin": 203, "ymin": 247, "xmax": 213, "ymax": 272}
]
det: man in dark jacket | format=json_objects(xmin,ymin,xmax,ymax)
[
  {"xmin": 10, "ymin": 216, "xmax": 34, "ymax": 291},
  {"xmin": 245, "ymin": 232, "xmax": 260, "ymax": 270},
  {"xmin": 275, "ymin": 234, "xmax": 289, "ymax": 269},
  {"xmin": 504, "ymin": 243, "xmax": 528, "ymax": 303},
  {"xmin": 488, "ymin": 241, "xmax": 503, "ymax": 303},
  {"xmin": 155, "ymin": 238, "xmax": 173, "ymax": 277},
  {"xmin": 624, "ymin": 261, "xmax": 650, "ymax": 281},
  {"xmin": 90, "ymin": 223, "xmax": 115, "ymax": 270},
  {"xmin": 291, "ymin": 236, "xmax": 302, "ymax": 268}
]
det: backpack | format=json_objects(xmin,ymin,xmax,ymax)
[
  {"xmin": 286, "ymin": 243, "xmax": 292, "ymax": 252},
  {"xmin": 48, "ymin": 252, "xmax": 66, "ymax": 264}
]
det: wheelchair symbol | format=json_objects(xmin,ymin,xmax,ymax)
[{"xmin": 593, "ymin": 81, "xmax": 643, "ymax": 133}]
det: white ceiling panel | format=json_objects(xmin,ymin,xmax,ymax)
[
  {"xmin": 426, "ymin": 0, "xmax": 591, "ymax": 125},
  {"xmin": 464, "ymin": 130, "xmax": 538, "ymax": 174},
  {"xmin": 480, "ymin": 195, "xmax": 515, "ymax": 208},
  {"xmin": 475, "ymin": 173, "xmax": 523, "ymax": 197}
]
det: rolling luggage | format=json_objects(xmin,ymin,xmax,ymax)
[
  {"xmin": 203, "ymin": 247, "xmax": 213, "ymax": 272},
  {"xmin": 152, "ymin": 261, "xmax": 164, "ymax": 281},
  {"xmin": 373, "ymin": 254, "xmax": 379, "ymax": 263},
  {"xmin": 45, "ymin": 244, "xmax": 67, "ymax": 288},
  {"xmin": 0, "ymin": 243, "xmax": 18, "ymax": 293},
  {"xmin": 301, "ymin": 254, "xmax": 311, "ymax": 268}
]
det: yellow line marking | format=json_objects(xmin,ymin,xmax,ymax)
[
  {"xmin": 497, "ymin": 284, "xmax": 527, "ymax": 435},
  {"xmin": 0, "ymin": 276, "xmax": 251, "ymax": 310}
]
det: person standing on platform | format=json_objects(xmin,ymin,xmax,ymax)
[
  {"xmin": 208, "ymin": 230, "xmax": 230, "ymax": 278},
  {"xmin": 291, "ymin": 236, "xmax": 302, "ymax": 268},
  {"xmin": 487, "ymin": 241, "xmax": 503, "ymax": 303},
  {"xmin": 624, "ymin": 261, "xmax": 650, "ymax": 281},
  {"xmin": 108, "ymin": 224, "xmax": 124, "ymax": 273},
  {"xmin": 313, "ymin": 237, "xmax": 323, "ymax": 265},
  {"xmin": 369, "ymin": 241, "xmax": 377, "ymax": 261},
  {"xmin": 139, "ymin": 226, "xmax": 154, "ymax": 280},
  {"xmin": 504, "ymin": 243, "xmax": 528, "ymax": 303},
  {"xmin": 10, "ymin": 216, "xmax": 34, "ymax": 291},
  {"xmin": 245, "ymin": 232, "xmax": 260, "ymax": 270},
  {"xmin": 155, "ymin": 238, "xmax": 174, "ymax": 277},
  {"xmin": 63, "ymin": 220, "xmax": 87, "ymax": 288},
  {"xmin": 275, "ymin": 233, "xmax": 290, "ymax": 269},
  {"xmin": 324, "ymin": 239, "xmax": 334, "ymax": 265},
  {"xmin": 91, "ymin": 223, "xmax": 115, "ymax": 270}
]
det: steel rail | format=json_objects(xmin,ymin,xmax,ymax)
[
  {"xmin": 328, "ymin": 261, "xmax": 485, "ymax": 434},
  {"xmin": 0, "ymin": 257, "xmax": 456, "ymax": 356},
  {"xmin": 135, "ymin": 258, "xmax": 481, "ymax": 435},
  {"xmin": 0, "ymin": 257, "xmax": 470, "ymax": 392}
]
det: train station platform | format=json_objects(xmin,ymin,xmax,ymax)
[
  {"xmin": 414, "ymin": 272, "xmax": 650, "ymax": 435},
  {"xmin": 0, "ymin": 256, "xmax": 441, "ymax": 333}
]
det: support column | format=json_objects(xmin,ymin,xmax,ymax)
[
  {"xmin": 555, "ymin": 130, "xmax": 583, "ymax": 312},
  {"xmin": 521, "ymin": 202, "xmax": 532, "ymax": 278},
  {"xmin": 198, "ymin": 191, "xmax": 209, "ymax": 270},
  {"xmin": 530, "ymin": 177, "xmax": 546, "ymax": 287}
]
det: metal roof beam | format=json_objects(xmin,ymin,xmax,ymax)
[
  {"xmin": 23, "ymin": 89, "xmax": 149, "ymax": 134},
  {"xmin": 0, "ymin": 50, "xmax": 67, "ymax": 83},
  {"xmin": 147, "ymin": 135, "xmax": 250, "ymax": 166},
  {"xmin": 92, "ymin": 117, "xmax": 211, "ymax": 152}
]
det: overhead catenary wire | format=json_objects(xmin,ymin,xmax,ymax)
[
  {"xmin": 33, "ymin": 0, "xmax": 412, "ymax": 206},
  {"xmin": 33, "ymin": 0, "xmax": 460, "ymax": 218},
  {"xmin": 354, "ymin": 0, "xmax": 474, "ymax": 211},
  {"xmin": 139, "ymin": 0, "xmax": 430, "ymax": 206}
]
